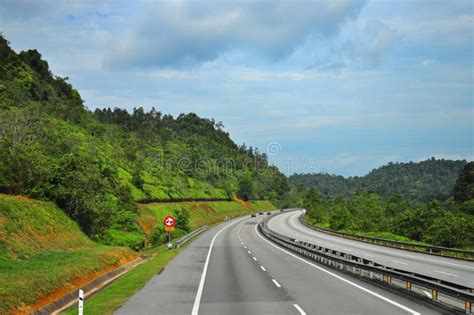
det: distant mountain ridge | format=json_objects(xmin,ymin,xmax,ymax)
[{"xmin": 290, "ymin": 158, "xmax": 468, "ymax": 202}]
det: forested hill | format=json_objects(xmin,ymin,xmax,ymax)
[
  {"xmin": 0, "ymin": 35, "xmax": 288, "ymax": 242},
  {"xmin": 290, "ymin": 158, "xmax": 468, "ymax": 202}
]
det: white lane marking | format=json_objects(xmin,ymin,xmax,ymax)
[
  {"xmin": 286, "ymin": 212, "xmax": 474, "ymax": 270},
  {"xmin": 366, "ymin": 254, "xmax": 375, "ymax": 257},
  {"xmin": 244, "ymin": 246, "xmax": 247, "ymax": 249},
  {"xmin": 422, "ymin": 290, "xmax": 432, "ymax": 299},
  {"xmin": 393, "ymin": 260, "xmax": 408, "ymax": 265},
  {"xmin": 255, "ymin": 221, "xmax": 421, "ymax": 315},
  {"xmin": 253, "ymin": 256, "xmax": 258, "ymax": 261},
  {"xmin": 293, "ymin": 304, "xmax": 306, "ymax": 315},
  {"xmin": 434, "ymin": 270, "xmax": 458, "ymax": 277},
  {"xmin": 241, "ymin": 242, "xmax": 243, "ymax": 245},
  {"xmin": 260, "ymin": 266, "xmax": 266, "ymax": 271},
  {"xmin": 192, "ymin": 219, "xmax": 242, "ymax": 315},
  {"xmin": 272, "ymin": 279, "xmax": 281, "ymax": 288},
  {"xmin": 248, "ymin": 250, "xmax": 251, "ymax": 254}
]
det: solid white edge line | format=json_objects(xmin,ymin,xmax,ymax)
[
  {"xmin": 260, "ymin": 266, "xmax": 266, "ymax": 271},
  {"xmin": 191, "ymin": 219, "xmax": 242, "ymax": 315},
  {"xmin": 293, "ymin": 303, "xmax": 306, "ymax": 315},
  {"xmin": 255, "ymin": 220, "xmax": 421, "ymax": 315},
  {"xmin": 272, "ymin": 279, "xmax": 281, "ymax": 287}
]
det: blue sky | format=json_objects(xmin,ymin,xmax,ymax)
[{"xmin": 1, "ymin": 0, "xmax": 472, "ymax": 176}]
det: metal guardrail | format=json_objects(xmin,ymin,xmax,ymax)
[
  {"xmin": 298, "ymin": 214, "xmax": 474, "ymax": 260},
  {"xmin": 259, "ymin": 214, "xmax": 474, "ymax": 313},
  {"xmin": 173, "ymin": 225, "xmax": 208, "ymax": 248}
]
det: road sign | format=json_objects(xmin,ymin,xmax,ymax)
[
  {"xmin": 163, "ymin": 215, "xmax": 176, "ymax": 227},
  {"xmin": 165, "ymin": 226, "xmax": 175, "ymax": 232}
]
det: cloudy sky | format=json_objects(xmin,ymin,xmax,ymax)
[{"xmin": 1, "ymin": 0, "xmax": 472, "ymax": 176}]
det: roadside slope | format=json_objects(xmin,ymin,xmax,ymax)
[
  {"xmin": 0, "ymin": 194, "xmax": 135, "ymax": 315},
  {"xmin": 140, "ymin": 200, "xmax": 275, "ymax": 230}
]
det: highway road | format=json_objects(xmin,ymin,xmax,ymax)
[
  {"xmin": 269, "ymin": 210, "xmax": 474, "ymax": 288},
  {"xmin": 116, "ymin": 213, "xmax": 444, "ymax": 315}
]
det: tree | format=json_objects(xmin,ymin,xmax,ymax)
[
  {"xmin": 174, "ymin": 208, "xmax": 190, "ymax": 233},
  {"xmin": 237, "ymin": 175, "xmax": 254, "ymax": 201},
  {"xmin": 454, "ymin": 162, "xmax": 474, "ymax": 203},
  {"xmin": 422, "ymin": 211, "xmax": 473, "ymax": 248}
]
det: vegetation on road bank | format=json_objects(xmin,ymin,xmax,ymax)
[
  {"xmin": 0, "ymin": 194, "xmax": 135, "ymax": 315},
  {"xmin": 303, "ymin": 162, "xmax": 474, "ymax": 249}
]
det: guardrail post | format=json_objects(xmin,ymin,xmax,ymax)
[
  {"xmin": 405, "ymin": 281, "xmax": 412, "ymax": 291},
  {"xmin": 368, "ymin": 262, "xmax": 374, "ymax": 279},
  {"xmin": 431, "ymin": 289, "xmax": 438, "ymax": 300},
  {"xmin": 466, "ymin": 289, "xmax": 473, "ymax": 313}
]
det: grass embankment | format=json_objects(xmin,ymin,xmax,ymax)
[
  {"xmin": 0, "ymin": 194, "xmax": 135, "ymax": 315},
  {"xmin": 62, "ymin": 200, "xmax": 276, "ymax": 314},
  {"xmin": 140, "ymin": 200, "xmax": 275, "ymax": 229}
]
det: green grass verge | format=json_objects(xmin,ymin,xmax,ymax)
[{"xmin": 62, "ymin": 244, "xmax": 185, "ymax": 315}]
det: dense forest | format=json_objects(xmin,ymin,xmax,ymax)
[
  {"xmin": 0, "ymin": 35, "xmax": 289, "ymax": 246},
  {"xmin": 303, "ymin": 162, "xmax": 474, "ymax": 248},
  {"xmin": 290, "ymin": 158, "xmax": 467, "ymax": 202}
]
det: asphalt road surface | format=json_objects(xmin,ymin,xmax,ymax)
[
  {"xmin": 116, "ymin": 212, "xmax": 447, "ymax": 315},
  {"xmin": 268, "ymin": 210, "xmax": 474, "ymax": 288}
]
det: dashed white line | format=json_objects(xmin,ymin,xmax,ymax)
[
  {"xmin": 192, "ymin": 218, "xmax": 243, "ymax": 315},
  {"xmin": 434, "ymin": 270, "xmax": 458, "ymax": 277},
  {"xmin": 248, "ymin": 250, "xmax": 251, "ymax": 254},
  {"xmin": 260, "ymin": 266, "xmax": 266, "ymax": 271},
  {"xmin": 255, "ymin": 220, "xmax": 421, "ymax": 315},
  {"xmin": 393, "ymin": 260, "xmax": 408, "ymax": 265},
  {"xmin": 293, "ymin": 304, "xmax": 306, "ymax": 315},
  {"xmin": 272, "ymin": 279, "xmax": 281, "ymax": 288},
  {"xmin": 253, "ymin": 256, "xmax": 257, "ymax": 261},
  {"xmin": 244, "ymin": 246, "xmax": 247, "ymax": 249}
]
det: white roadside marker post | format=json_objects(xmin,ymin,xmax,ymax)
[{"xmin": 78, "ymin": 289, "xmax": 84, "ymax": 315}]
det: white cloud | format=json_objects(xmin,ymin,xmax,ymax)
[{"xmin": 105, "ymin": 0, "xmax": 366, "ymax": 68}]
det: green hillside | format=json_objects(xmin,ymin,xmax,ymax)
[
  {"xmin": 290, "ymin": 158, "xmax": 467, "ymax": 202},
  {"xmin": 0, "ymin": 35, "xmax": 288, "ymax": 247},
  {"xmin": 0, "ymin": 194, "xmax": 134, "ymax": 315}
]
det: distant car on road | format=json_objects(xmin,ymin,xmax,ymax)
[
  {"xmin": 259, "ymin": 212, "xmax": 264, "ymax": 215},
  {"xmin": 251, "ymin": 213, "xmax": 256, "ymax": 217},
  {"xmin": 267, "ymin": 211, "xmax": 272, "ymax": 215}
]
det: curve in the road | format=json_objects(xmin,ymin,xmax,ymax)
[
  {"xmin": 268, "ymin": 210, "xmax": 474, "ymax": 288},
  {"xmin": 117, "ymin": 213, "xmax": 444, "ymax": 315}
]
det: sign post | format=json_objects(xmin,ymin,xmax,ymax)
[
  {"xmin": 78, "ymin": 289, "xmax": 84, "ymax": 315},
  {"xmin": 163, "ymin": 215, "xmax": 176, "ymax": 249}
]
